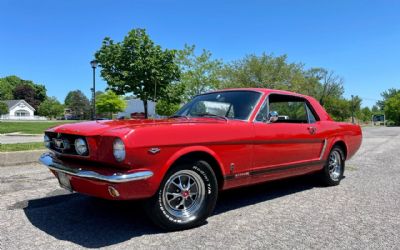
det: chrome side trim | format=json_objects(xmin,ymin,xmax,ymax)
[
  {"xmin": 39, "ymin": 152, "xmax": 153, "ymax": 183},
  {"xmin": 319, "ymin": 139, "xmax": 328, "ymax": 160}
]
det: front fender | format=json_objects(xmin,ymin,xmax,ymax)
[{"xmin": 158, "ymin": 145, "xmax": 226, "ymax": 183}]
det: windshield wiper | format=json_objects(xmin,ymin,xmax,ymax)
[
  {"xmin": 195, "ymin": 113, "xmax": 228, "ymax": 121},
  {"xmin": 168, "ymin": 114, "xmax": 189, "ymax": 119}
]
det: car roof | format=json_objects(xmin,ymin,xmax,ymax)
[{"xmin": 208, "ymin": 88, "xmax": 308, "ymax": 98}]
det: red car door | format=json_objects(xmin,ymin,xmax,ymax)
[{"xmin": 250, "ymin": 94, "xmax": 325, "ymax": 181}]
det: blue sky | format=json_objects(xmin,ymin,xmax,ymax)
[{"xmin": 1, "ymin": 0, "xmax": 399, "ymax": 107}]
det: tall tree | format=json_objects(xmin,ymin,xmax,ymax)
[
  {"xmin": 305, "ymin": 68, "xmax": 344, "ymax": 105},
  {"xmin": 176, "ymin": 44, "xmax": 223, "ymax": 101},
  {"xmin": 384, "ymin": 92, "xmax": 400, "ymax": 125},
  {"xmin": 0, "ymin": 102, "xmax": 8, "ymax": 115},
  {"xmin": 0, "ymin": 75, "xmax": 47, "ymax": 110},
  {"xmin": 360, "ymin": 107, "xmax": 372, "ymax": 123},
  {"xmin": 221, "ymin": 53, "xmax": 307, "ymax": 90},
  {"xmin": 155, "ymin": 82, "xmax": 185, "ymax": 116},
  {"xmin": 323, "ymin": 97, "xmax": 351, "ymax": 121},
  {"xmin": 64, "ymin": 90, "xmax": 91, "ymax": 120},
  {"xmin": 376, "ymin": 88, "xmax": 400, "ymax": 110},
  {"xmin": 0, "ymin": 79, "xmax": 14, "ymax": 100},
  {"xmin": 95, "ymin": 28, "xmax": 180, "ymax": 118},
  {"xmin": 95, "ymin": 91, "xmax": 127, "ymax": 118},
  {"xmin": 13, "ymin": 84, "xmax": 38, "ymax": 109},
  {"xmin": 38, "ymin": 97, "xmax": 64, "ymax": 119}
]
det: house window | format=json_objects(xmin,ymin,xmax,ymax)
[{"xmin": 15, "ymin": 110, "xmax": 29, "ymax": 117}]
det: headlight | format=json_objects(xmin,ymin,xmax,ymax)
[
  {"xmin": 113, "ymin": 138, "xmax": 125, "ymax": 162},
  {"xmin": 44, "ymin": 135, "xmax": 51, "ymax": 148},
  {"xmin": 74, "ymin": 138, "xmax": 88, "ymax": 155}
]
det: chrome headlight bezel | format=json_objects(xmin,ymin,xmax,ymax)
[
  {"xmin": 74, "ymin": 138, "xmax": 88, "ymax": 155},
  {"xmin": 113, "ymin": 138, "xmax": 126, "ymax": 162}
]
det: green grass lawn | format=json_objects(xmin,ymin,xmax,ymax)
[
  {"xmin": 0, "ymin": 121, "xmax": 79, "ymax": 134},
  {"xmin": 0, "ymin": 142, "xmax": 45, "ymax": 152}
]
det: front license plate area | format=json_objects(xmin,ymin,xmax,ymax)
[{"xmin": 56, "ymin": 171, "xmax": 72, "ymax": 192}]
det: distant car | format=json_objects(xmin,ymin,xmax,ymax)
[
  {"xmin": 39, "ymin": 88, "xmax": 362, "ymax": 230},
  {"xmin": 130, "ymin": 112, "xmax": 146, "ymax": 119}
]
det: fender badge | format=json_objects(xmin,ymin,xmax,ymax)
[{"xmin": 148, "ymin": 147, "xmax": 161, "ymax": 154}]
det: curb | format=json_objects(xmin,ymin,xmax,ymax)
[
  {"xmin": 2, "ymin": 133, "xmax": 42, "ymax": 137},
  {"xmin": 0, "ymin": 150, "xmax": 47, "ymax": 167}
]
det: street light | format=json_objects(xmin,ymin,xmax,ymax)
[{"xmin": 90, "ymin": 60, "xmax": 98, "ymax": 120}]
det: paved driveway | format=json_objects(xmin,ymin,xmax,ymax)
[{"xmin": 0, "ymin": 127, "xmax": 399, "ymax": 249}]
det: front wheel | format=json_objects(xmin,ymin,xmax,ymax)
[
  {"xmin": 320, "ymin": 146, "xmax": 345, "ymax": 186},
  {"xmin": 145, "ymin": 160, "xmax": 218, "ymax": 231}
]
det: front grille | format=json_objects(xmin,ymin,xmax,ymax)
[{"xmin": 45, "ymin": 132, "xmax": 89, "ymax": 156}]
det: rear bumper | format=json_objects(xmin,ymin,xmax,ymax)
[{"xmin": 39, "ymin": 152, "xmax": 157, "ymax": 200}]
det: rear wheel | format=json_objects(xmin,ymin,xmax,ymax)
[
  {"xmin": 320, "ymin": 146, "xmax": 345, "ymax": 186},
  {"xmin": 145, "ymin": 160, "xmax": 218, "ymax": 231}
]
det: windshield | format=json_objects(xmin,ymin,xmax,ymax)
[{"xmin": 174, "ymin": 91, "xmax": 261, "ymax": 120}]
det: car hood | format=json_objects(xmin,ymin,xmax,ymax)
[{"xmin": 48, "ymin": 118, "xmax": 227, "ymax": 136}]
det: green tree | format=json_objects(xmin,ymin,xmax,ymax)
[
  {"xmin": 64, "ymin": 90, "xmax": 91, "ymax": 120},
  {"xmin": 323, "ymin": 97, "xmax": 351, "ymax": 121},
  {"xmin": 155, "ymin": 99, "xmax": 181, "ymax": 116},
  {"xmin": 219, "ymin": 52, "xmax": 351, "ymax": 120},
  {"xmin": 0, "ymin": 102, "xmax": 8, "ymax": 115},
  {"xmin": 359, "ymin": 107, "xmax": 372, "ymax": 123},
  {"xmin": 0, "ymin": 80, "xmax": 14, "ymax": 100},
  {"xmin": 95, "ymin": 28, "xmax": 180, "ymax": 118},
  {"xmin": 13, "ymin": 84, "xmax": 38, "ymax": 109},
  {"xmin": 221, "ymin": 53, "xmax": 306, "ymax": 90},
  {"xmin": 38, "ymin": 97, "xmax": 64, "ymax": 119},
  {"xmin": 155, "ymin": 82, "xmax": 185, "ymax": 116},
  {"xmin": 0, "ymin": 75, "xmax": 47, "ymax": 110},
  {"xmin": 384, "ymin": 92, "xmax": 400, "ymax": 125},
  {"xmin": 376, "ymin": 88, "xmax": 400, "ymax": 110},
  {"xmin": 176, "ymin": 44, "xmax": 223, "ymax": 101},
  {"xmin": 305, "ymin": 68, "xmax": 344, "ymax": 105},
  {"xmin": 350, "ymin": 95, "xmax": 362, "ymax": 121},
  {"xmin": 95, "ymin": 91, "xmax": 126, "ymax": 118}
]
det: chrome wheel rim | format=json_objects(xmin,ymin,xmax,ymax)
[
  {"xmin": 328, "ymin": 150, "xmax": 342, "ymax": 181},
  {"xmin": 162, "ymin": 170, "xmax": 205, "ymax": 220}
]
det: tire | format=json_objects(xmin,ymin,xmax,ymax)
[
  {"xmin": 320, "ymin": 145, "xmax": 345, "ymax": 186},
  {"xmin": 145, "ymin": 160, "xmax": 218, "ymax": 231}
]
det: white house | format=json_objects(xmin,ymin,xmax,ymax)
[{"xmin": 0, "ymin": 100, "xmax": 46, "ymax": 120}]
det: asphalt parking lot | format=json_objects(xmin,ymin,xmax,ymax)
[{"xmin": 0, "ymin": 126, "xmax": 399, "ymax": 249}]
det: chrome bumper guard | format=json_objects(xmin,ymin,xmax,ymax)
[{"xmin": 39, "ymin": 152, "xmax": 153, "ymax": 183}]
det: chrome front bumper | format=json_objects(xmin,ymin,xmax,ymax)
[{"xmin": 39, "ymin": 152, "xmax": 153, "ymax": 183}]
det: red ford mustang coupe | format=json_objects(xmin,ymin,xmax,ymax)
[{"xmin": 40, "ymin": 88, "xmax": 362, "ymax": 230}]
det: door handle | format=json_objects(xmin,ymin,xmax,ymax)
[{"xmin": 307, "ymin": 126, "xmax": 317, "ymax": 135}]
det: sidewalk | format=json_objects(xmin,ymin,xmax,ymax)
[{"xmin": 0, "ymin": 133, "xmax": 43, "ymax": 144}]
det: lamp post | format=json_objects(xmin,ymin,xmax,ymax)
[{"xmin": 90, "ymin": 60, "xmax": 98, "ymax": 120}]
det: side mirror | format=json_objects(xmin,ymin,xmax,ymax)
[{"xmin": 268, "ymin": 111, "xmax": 279, "ymax": 123}]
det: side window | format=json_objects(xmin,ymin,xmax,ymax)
[
  {"xmin": 270, "ymin": 101, "xmax": 308, "ymax": 123},
  {"xmin": 268, "ymin": 94, "xmax": 310, "ymax": 124}
]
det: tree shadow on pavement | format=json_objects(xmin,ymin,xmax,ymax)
[{"xmin": 23, "ymin": 174, "xmax": 321, "ymax": 248}]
